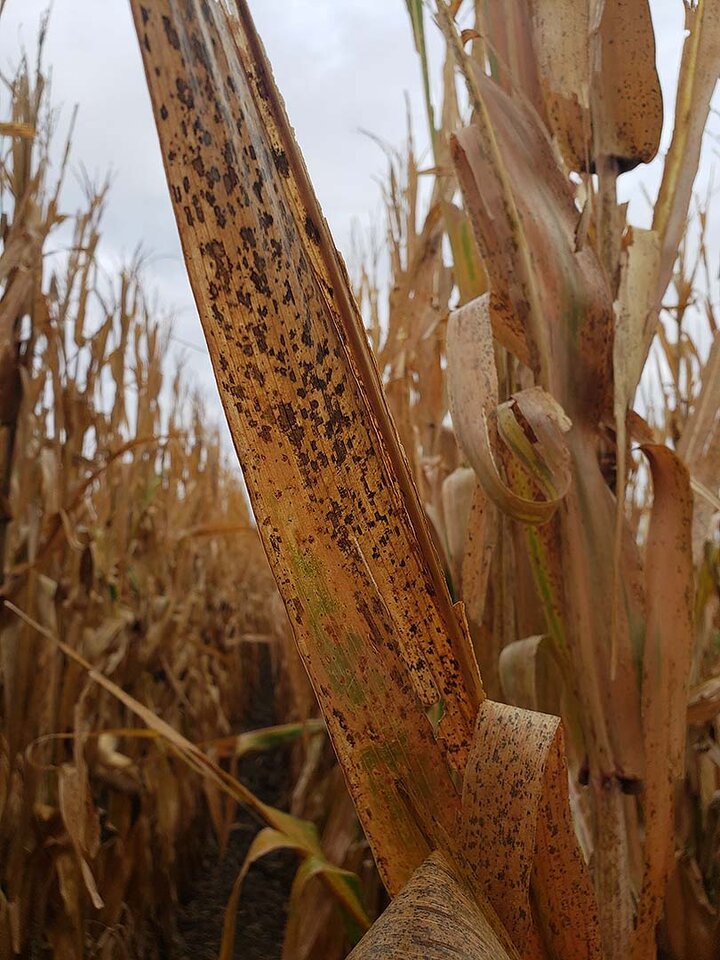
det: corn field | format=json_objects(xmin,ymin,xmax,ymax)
[{"xmin": 0, "ymin": 1, "xmax": 718, "ymax": 958}]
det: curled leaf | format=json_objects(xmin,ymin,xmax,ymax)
[
  {"xmin": 462, "ymin": 701, "xmax": 602, "ymax": 960},
  {"xmin": 447, "ymin": 295, "xmax": 571, "ymax": 524},
  {"xmin": 347, "ymin": 850, "xmax": 517, "ymax": 960}
]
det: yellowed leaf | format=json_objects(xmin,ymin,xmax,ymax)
[{"xmin": 130, "ymin": 0, "xmax": 484, "ymax": 895}]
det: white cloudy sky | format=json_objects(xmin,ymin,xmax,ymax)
[{"xmin": 0, "ymin": 0, "xmax": 714, "ymax": 424}]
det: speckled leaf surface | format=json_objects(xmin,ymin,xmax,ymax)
[
  {"xmin": 129, "ymin": 0, "xmax": 483, "ymax": 894},
  {"xmin": 529, "ymin": 0, "xmax": 662, "ymax": 171},
  {"xmin": 462, "ymin": 701, "xmax": 603, "ymax": 960}
]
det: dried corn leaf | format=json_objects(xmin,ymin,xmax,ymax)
[
  {"xmin": 591, "ymin": 0, "xmax": 663, "ymax": 169},
  {"xmin": 130, "ymin": 0, "xmax": 485, "ymax": 895},
  {"xmin": 450, "ymin": 74, "xmax": 613, "ymax": 423},
  {"xmin": 631, "ymin": 445, "xmax": 694, "ymax": 959},
  {"xmin": 528, "ymin": 0, "xmax": 592, "ymax": 169},
  {"xmin": 614, "ymin": 227, "xmax": 661, "ymax": 416},
  {"xmin": 654, "ymin": 0, "xmax": 720, "ymax": 302},
  {"xmin": 529, "ymin": 0, "xmax": 662, "ymax": 171},
  {"xmin": 441, "ymin": 466, "xmax": 476, "ymax": 592},
  {"xmin": 220, "ymin": 827, "xmax": 369, "ymax": 960},
  {"xmin": 460, "ymin": 481, "xmax": 494, "ymax": 631},
  {"xmin": 678, "ymin": 332, "xmax": 720, "ymax": 561},
  {"xmin": 499, "ymin": 635, "xmax": 548, "ymax": 712},
  {"xmin": 284, "ymin": 854, "xmax": 367, "ymax": 954},
  {"xmin": 462, "ymin": 700, "xmax": 602, "ymax": 960},
  {"xmin": 57, "ymin": 764, "xmax": 103, "ymax": 909},
  {"xmin": 347, "ymin": 850, "xmax": 517, "ymax": 960}
]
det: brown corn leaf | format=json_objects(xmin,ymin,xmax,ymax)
[
  {"xmin": 460, "ymin": 481, "xmax": 495, "ymax": 631},
  {"xmin": 478, "ymin": 0, "xmax": 547, "ymax": 124},
  {"xmin": 631, "ymin": 445, "xmax": 694, "ymax": 959},
  {"xmin": 462, "ymin": 700, "xmax": 603, "ymax": 960},
  {"xmin": 524, "ymin": 0, "xmax": 591, "ymax": 169},
  {"xmin": 611, "ymin": 226, "xmax": 661, "ymax": 680},
  {"xmin": 590, "ymin": 0, "xmax": 663, "ymax": 170},
  {"xmin": 499, "ymin": 635, "xmax": 550, "ymax": 713},
  {"xmin": 57, "ymin": 764, "xmax": 103, "ymax": 909},
  {"xmin": 130, "ymin": 0, "xmax": 484, "ymax": 895},
  {"xmin": 282, "ymin": 853, "xmax": 368, "ymax": 957},
  {"xmin": 219, "ymin": 829, "xmax": 370, "ymax": 960},
  {"xmin": 530, "ymin": 0, "xmax": 662, "ymax": 171},
  {"xmin": 613, "ymin": 227, "xmax": 661, "ymax": 418},
  {"xmin": 441, "ymin": 466, "xmax": 476, "ymax": 593},
  {"xmin": 450, "ymin": 73, "xmax": 613, "ymax": 423}
]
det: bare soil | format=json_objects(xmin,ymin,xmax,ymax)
[{"xmin": 169, "ymin": 649, "xmax": 296, "ymax": 959}]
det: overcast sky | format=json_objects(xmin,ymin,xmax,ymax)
[{"xmin": 0, "ymin": 0, "xmax": 714, "ymax": 428}]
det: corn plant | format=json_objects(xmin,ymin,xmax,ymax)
[{"xmin": 130, "ymin": 0, "xmax": 720, "ymax": 957}]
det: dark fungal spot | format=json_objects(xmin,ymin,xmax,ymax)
[
  {"xmin": 254, "ymin": 70, "xmax": 270, "ymax": 102},
  {"xmin": 304, "ymin": 214, "xmax": 321, "ymax": 245},
  {"xmin": 176, "ymin": 78, "xmax": 194, "ymax": 109},
  {"xmin": 239, "ymin": 226, "xmax": 256, "ymax": 249},
  {"xmin": 272, "ymin": 148, "xmax": 290, "ymax": 177},
  {"xmin": 161, "ymin": 15, "xmax": 180, "ymax": 49}
]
